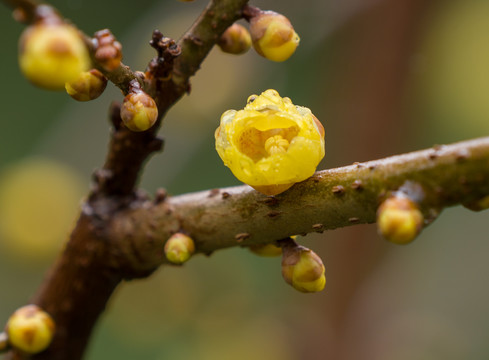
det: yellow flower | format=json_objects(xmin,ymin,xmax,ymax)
[{"xmin": 215, "ymin": 89, "xmax": 325, "ymax": 195}]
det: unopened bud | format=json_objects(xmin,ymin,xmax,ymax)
[
  {"xmin": 93, "ymin": 29, "xmax": 122, "ymax": 71},
  {"xmin": 19, "ymin": 23, "xmax": 90, "ymax": 90},
  {"xmin": 249, "ymin": 243, "xmax": 282, "ymax": 257},
  {"xmin": 65, "ymin": 69, "xmax": 107, "ymax": 101},
  {"xmin": 120, "ymin": 90, "xmax": 158, "ymax": 132},
  {"xmin": 6, "ymin": 305, "xmax": 55, "ymax": 354},
  {"xmin": 249, "ymin": 11, "xmax": 300, "ymax": 62},
  {"xmin": 164, "ymin": 233, "xmax": 195, "ymax": 264},
  {"xmin": 377, "ymin": 195, "xmax": 424, "ymax": 244},
  {"xmin": 281, "ymin": 244, "xmax": 325, "ymax": 293},
  {"xmin": 218, "ymin": 23, "xmax": 252, "ymax": 55}
]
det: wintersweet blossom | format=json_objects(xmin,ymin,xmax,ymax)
[{"xmin": 215, "ymin": 89, "xmax": 325, "ymax": 195}]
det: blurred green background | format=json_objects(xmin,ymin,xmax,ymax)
[{"xmin": 1, "ymin": 0, "xmax": 489, "ymax": 359}]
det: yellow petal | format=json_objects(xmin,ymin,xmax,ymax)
[{"xmin": 215, "ymin": 90, "xmax": 324, "ymax": 195}]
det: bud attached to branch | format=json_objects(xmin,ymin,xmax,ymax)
[
  {"xmin": 249, "ymin": 11, "xmax": 300, "ymax": 62},
  {"xmin": 19, "ymin": 22, "xmax": 90, "ymax": 90},
  {"xmin": 120, "ymin": 81, "xmax": 158, "ymax": 132},
  {"xmin": 249, "ymin": 243, "xmax": 282, "ymax": 257},
  {"xmin": 164, "ymin": 233, "xmax": 195, "ymax": 264},
  {"xmin": 93, "ymin": 29, "xmax": 122, "ymax": 72},
  {"xmin": 281, "ymin": 240, "xmax": 326, "ymax": 293},
  {"xmin": 215, "ymin": 89, "xmax": 325, "ymax": 195},
  {"xmin": 6, "ymin": 305, "xmax": 55, "ymax": 354},
  {"xmin": 65, "ymin": 69, "xmax": 107, "ymax": 101},
  {"xmin": 377, "ymin": 194, "xmax": 424, "ymax": 244},
  {"xmin": 218, "ymin": 23, "xmax": 252, "ymax": 55}
]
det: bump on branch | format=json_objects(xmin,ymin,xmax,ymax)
[{"xmin": 106, "ymin": 136, "xmax": 489, "ymax": 274}]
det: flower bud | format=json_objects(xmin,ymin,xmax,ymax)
[
  {"xmin": 249, "ymin": 243, "xmax": 282, "ymax": 257},
  {"xmin": 377, "ymin": 195, "xmax": 424, "ymax": 244},
  {"xmin": 19, "ymin": 23, "xmax": 91, "ymax": 90},
  {"xmin": 215, "ymin": 89, "xmax": 325, "ymax": 195},
  {"xmin": 281, "ymin": 244, "xmax": 325, "ymax": 293},
  {"xmin": 218, "ymin": 23, "xmax": 252, "ymax": 55},
  {"xmin": 249, "ymin": 11, "xmax": 300, "ymax": 62},
  {"xmin": 120, "ymin": 90, "xmax": 158, "ymax": 132},
  {"xmin": 6, "ymin": 305, "xmax": 55, "ymax": 354},
  {"xmin": 93, "ymin": 29, "xmax": 122, "ymax": 71},
  {"xmin": 65, "ymin": 69, "xmax": 107, "ymax": 101},
  {"xmin": 164, "ymin": 233, "xmax": 195, "ymax": 264}
]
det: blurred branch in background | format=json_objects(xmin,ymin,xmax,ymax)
[{"xmin": 313, "ymin": 0, "xmax": 431, "ymax": 358}]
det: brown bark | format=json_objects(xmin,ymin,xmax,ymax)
[
  {"xmin": 3, "ymin": 0, "xmax": 250, "ymax": 358},
  {"xmin": 3, "ymin": 1, "xmax": 489, "ymax": 360},
  {"xmin": 108, "ymin": 136, "xmax": 489, "ymax": 274}
]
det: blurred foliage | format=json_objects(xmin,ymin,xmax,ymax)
[
  {"xmin": 1, "ymin": 0, "xmax": 489, "ymax": 359},
  {"xmin": 410, "ymin": 0, "xmax": 489, "ymax": 144}
]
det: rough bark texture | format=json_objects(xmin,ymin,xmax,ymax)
[
  {"xmin": 30, "ymin": 213, "xmax": 122, "ymax": 360},
  {"xmin": 3, "ymin": 0, "xmax": 249, "ymax": 359},
  {"xmin": 109, "ymin": 137, "xmax": 489, "ymax": 274}
]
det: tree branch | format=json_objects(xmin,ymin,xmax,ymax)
[
  {"xmin": 109, "ymin": 136, "xmax": 489, "ymax": 274},
  {"xmin": 6, "ymin": 1, "xmax": 486, "ymax": 359},
  {"xmin": 93, "ymin": 0, "xmax": 249, "ymax": 198},
  {"xmin": 3, "ymin": 0, "xmax": 249, "ymax": 200},
  {"xmin": 2, "ymin": 0, "xmax": 249, "ymax": 359}
]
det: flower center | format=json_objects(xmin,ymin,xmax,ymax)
[
  {"xmin": 236, "ymin": 126, "xmax": 299, "ymax": 162},
  {"xmin": 265, "ymin": 135, "xmax": 290, "ymax": 155}
]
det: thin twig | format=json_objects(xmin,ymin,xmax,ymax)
[{"xmin": 93, "ymin": 0, "xmax": 249, "ymax": 198}]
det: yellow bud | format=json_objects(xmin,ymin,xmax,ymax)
[
  {"xmin": 282, "ymin": 246, "xmax": 325, "ymax": 293},
  {"xmin": 6, "ymin": 305, "xmax": 55, "ymax": 354},
  {"xmin": 218, "ymin": 23, "xmax": 252, "ymax": 55},
  {"xmin": 249, "ymin": 11, "xmax": 300, "ymax": 62},
  {"xmin": 249, "ymin": 243, "xmax": 282, "ymax": 257},
  {"xmin": 377, "ymin": 195, "xmax": 424, "ymax": 244},
  {"xmin": 65, "ymin": 69, "xmax": 107, "ymax": 101},
  {"xmin": 19, "ymin": 23, "xmax": 90, "ymax": 90},
  {"xmin": 215, "ymin": 89, "xmax": 325, "ymax": 195},
  {"xmin": 164, "ymin": 233, "xmax": 195, "ymax": 264},
  {"xmin": 120, "ymin": 91, "xmax": 158, "ymax": 132}
]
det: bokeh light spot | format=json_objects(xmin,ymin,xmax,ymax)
[{"xmin": 0, "ymin": 157, "xmax": 85, "ymax": 262}]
